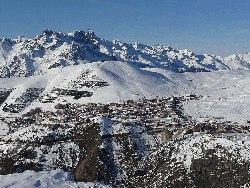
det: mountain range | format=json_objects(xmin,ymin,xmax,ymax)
[{"xmin": 1, "ymin": 29, "xmax": 250, "ymax": 78}]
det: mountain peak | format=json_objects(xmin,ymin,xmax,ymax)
[
  {"xmin": 15, "ymin": 35, "xmax": 27, "ymax": 42},
  {"xmin": 67, "ymin": 29, "xmax": 98, "ymax": 43},
  {"xmin": 1, "ymin": 37, "xmax": 13, "ymax": 46},
  {"xmin": 42, "ymin": 29, "xmax": 54, "ymax": 36},
  {"xmin": 86, "ymin": 29, "xmax": 94, "ymax": 34}
]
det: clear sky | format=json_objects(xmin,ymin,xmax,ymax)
[{"xmin": 1, "ymin": 0, "xmax": 250, "ymax": 57}]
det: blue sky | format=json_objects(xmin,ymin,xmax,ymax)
[{"xmin": 1, "ymin": 0, "xmax": 250, "ymax": 57}]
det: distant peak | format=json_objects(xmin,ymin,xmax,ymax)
[
  {"xmin": 85, "ymin": 29, "xmax": 96, "ymax": 38},
  {"xmin": 16, "ymin": 35, "xmax": 27, "ymax": 42},
  {"xmin": 1, "ymin": 37, "xmax": 7, "ymax": 42},
  {"xmin": 42, "ymin": 29, "xmax": 54, "ymax": 36},
  {"xmin": 1, "ymin": 37, "xmax": 13, "ymax": 45},
  {"xmin": 72, "ymin": 30, "xmax": 84, "ymax": 34},
  {"xmin": 87, "ymin": 29, "xmax": 94, "ymax": 34},
  {"xmin": 70, "ymin": 30, "xmax": 85, "ymax": 38},
  {"xmin": 68, "ymin": 29, "xmax": 98, "ymax": 42}
]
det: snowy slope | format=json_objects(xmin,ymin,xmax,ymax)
[
  {"xmin": 0, "ymin": 169, "xmax": 112, "ymax": 188},
  {"xmin": 182, "ymin": 70, "xmax": 250, "ymax": 124},
  {"xmin": 0, "ymin": 60, "xmax": 249, "ymax": 125},
  {"xmin": 0, "ymin": 61, "xmax": 175, "ymax": 115}
]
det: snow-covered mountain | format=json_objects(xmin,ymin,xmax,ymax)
[
  {"xmin": 2, "ymin": 29, "xmax": 250, "ymax": 187},
  {"xmin": 1, "ymin": 29, "xmax": 250, "ymax": 78}
]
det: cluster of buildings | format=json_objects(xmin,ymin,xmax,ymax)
[
  {"xmin": 4, "ymin": 94, "xmax": 249, "ymax": 139},
  {"xmin": 29, "ymin": 96, "xmax": 188, "ymax": 128}
]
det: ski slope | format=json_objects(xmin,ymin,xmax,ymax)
[{"xmin": 0, "ymin": 61, "xmax": 249, "ymax": 126}]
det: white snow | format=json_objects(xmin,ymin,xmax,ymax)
[
  {"xmin": 182, "ymin": 70, "xmax": 250, "ymax": 124},
  {"xmin": 0, "ymin": 169, "xmax": 112, "ymax": 188},
  {"xmin": 0, "ymin": 121, "xmax": 8, "ymax": 137},
  {"xmin": 170, "ymin": 133, "xmax": 250, "ymax": 172}
]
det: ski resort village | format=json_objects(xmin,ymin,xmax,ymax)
[{"xmin": 1, "ymin": 30, "xmax": 250, "ymax": 187}]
